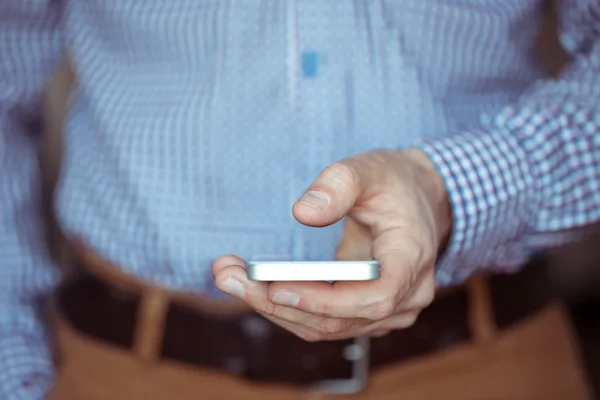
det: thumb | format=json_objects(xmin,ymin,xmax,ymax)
[{"xmin": 292, "ymin": 161, "xmax": 365, "ymax": 227}]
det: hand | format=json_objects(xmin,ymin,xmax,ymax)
[{"xmin": 212, "ymin": 149, "xmax": 452, "ymax": 341}]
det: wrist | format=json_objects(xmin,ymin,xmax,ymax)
[
  {"xmin": 414, "ymin": 127, "xmax": 538, "ymax": 285},
  {"xmin": 404, "ymin": 149, "xmax": 453, "ymax": 252}
]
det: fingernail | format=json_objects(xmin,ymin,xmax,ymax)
[
  {"xmin": 272, "ymin": 290, "xmax": 300, "ymax": 307},
  {"xmin": 220, "ymin": 277, "xmax": 245, "ymax": 298},
  {"xmin": 298, "ymin": 191, "xmax": 330, "ymax": 211}
]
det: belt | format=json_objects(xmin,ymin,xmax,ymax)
[{"xmin": 55, "ymin": 253, "xmax": 555, "ymax": 392}]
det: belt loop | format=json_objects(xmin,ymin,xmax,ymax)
[
  {"xmin": 133, "ymin": 288, "xmax": 169, "ymax": 363},
  {"xmin": 466, "ymin": 275, "xmax": 498, "ymax": 344}
]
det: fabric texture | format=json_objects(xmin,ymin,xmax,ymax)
[{"xmin": 1, "ymin": 0, "xmax": 599, "ymax": 398}]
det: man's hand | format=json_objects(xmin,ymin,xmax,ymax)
[{"xmin": 212, "ymin": 149, "xmax": 452, "ymax": 341}]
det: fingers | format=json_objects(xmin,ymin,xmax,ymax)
[
  {"xmin": 257, "ymin": 312, "xmax": 329, "ymax": 343},
  {"xmin": 212, "ymin": 250, "xmax": 434, "ymax": 341},
  {"xmin": 213, "ymin": 258, "xmax": 363, "ymax": 333},
  {"xmin": 212, "ymin": 254, "xmax": 246, "ymax": 276},
  {"xmin": 261, "ymin": 308, "xmax": 421, "ymax": 341},
  {"xmin": 292, "ymin": 160, "xmax": 367, "ymax": 228},
  {"xmin": 325, "ymin": 312, "xmax": 421, "ymax": 340},
  {"xmin": 269, "ymin": 226, "xmax": 423, "ymax": 320},
  {"xmin": 259, "ymin": 304, "xmax": 364, "ymax": 337},
  {"xmin": 213, "ymin": 258, "xmax": 371, "ymax": 340},
  {"xmin": 267, "ymin": 278, "xmax": 400, "ymax": 321}
]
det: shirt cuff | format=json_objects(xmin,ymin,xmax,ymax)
[
  {"xmin": 0, "ymin": 334, "xmax": 54, "ymax": 400},
  {"xmin": 417, "ymin": 128, "xmax": 537, "ymax": 286}
]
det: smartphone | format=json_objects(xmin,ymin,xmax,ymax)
[{"xmin": 246, "ymin": 260, "xmax": 381, "ymax": 281}]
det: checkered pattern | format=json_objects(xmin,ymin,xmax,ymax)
[
  {"xmin": 1, "ymin": 0, "xmax": 599, "ymax": 398},
  {"xmin": 421, "ymin": 0, "xmax": 600, "ymax": 284}
]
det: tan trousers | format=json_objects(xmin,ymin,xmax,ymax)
[{"xmin": 50, "ymin": 301, "xmax": 591, "ymax": 400}]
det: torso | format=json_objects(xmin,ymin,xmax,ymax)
[{"xmin": 55, "ymin": 0, "xmax": 548, "ymax": 295}]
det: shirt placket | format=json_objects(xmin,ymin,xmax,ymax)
[{"xmin": 287, "ymin": 0, "xmax": 347, "ymax": 260}]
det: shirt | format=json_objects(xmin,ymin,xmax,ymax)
[{"xmin": 1, "ymin": 0, "xmax": 599, "ymax": 398}]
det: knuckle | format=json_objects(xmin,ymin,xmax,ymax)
[
  {"xmin": 386, "ymin": 313, "xmax": 419, "ymax": 330},
  {"xmin": 406, "ymin": 266, "xmax": 419, "ymax": 289},
  {"xmin": 394, "ymin": 268, "xmax": 418, "ymax": 302},
  {"xmin": 400, "ymin": 313, "xmax": 419, "ymax": 328},
  {"xmin": 402, "ymin": 234, "xmax": 425, "ymax": 265},
  {"xmin": 391, "ymin": 225, "xmax": 435, "ymax": 267},
  {"xmin": 319, "ymin": 318, "xmax": 345, "ymax": 335},
  {"xmin": 259, "ymin": 301, "xmax": 278, "ymax": 317},
  {"xmin": 418, "ymin": 290, "xmax": 435, "ymax": 309},
  {"xmin": 413, "ymin": 299, "xmax": 431, "ymax": 312},
  {"xmin": 368, "ymin": 298, "xmax": 396, "ymax": 321},
  {"xmin": 323, "ymin": 161, "xmax": 359, "ymax": 187},
  {"xmin": 312, "ymin": 300, "xmax": 334, "ymax": 318}
]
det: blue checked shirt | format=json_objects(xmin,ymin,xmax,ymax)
[{"xmin": 1, "ymin": 0, "xmax": 600, "ymax": 398}]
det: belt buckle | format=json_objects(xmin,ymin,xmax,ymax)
[{"xmin": 309, "ymin": 335, "xmax": 370, "ymax": 395}]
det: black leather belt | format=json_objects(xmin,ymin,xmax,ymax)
[{"xmin": 55, "ymin": 257, "xmax": 555, "ymax": 387}]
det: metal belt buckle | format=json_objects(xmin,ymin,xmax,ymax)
[{"xmin": 309, "ymin": 335, "xmax": 370, "ymax": 395}]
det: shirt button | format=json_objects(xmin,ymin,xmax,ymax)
[{"xmin": 301, "ymin": 51, "xmax": 320, "ymax": 78}]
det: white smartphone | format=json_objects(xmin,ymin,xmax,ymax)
[{"xmin": 246, "ymin": 260, "xmax": 381, "ymax": 281}]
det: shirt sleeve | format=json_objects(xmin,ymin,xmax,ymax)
[
  {"xmin": 417, "ymin": 0, "xmax": 600, "ymax": 286},
  {"xmin": 0, "ymin": 1, "xmax": 64, "ymax": 398}
]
